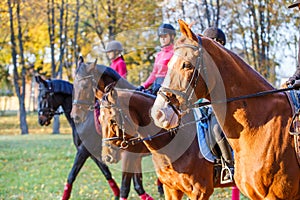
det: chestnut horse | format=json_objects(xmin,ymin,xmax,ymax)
[
  {"xmin": 151, "ymin": 19, "xmax": 300, "ymax": 199},
  {"xmin": 70, "ymin": 57, "xmax": 159, "ymax": 199},
  {"xmin": 99, "ymin": 86, "xmax": 235, "ymax": 200}
]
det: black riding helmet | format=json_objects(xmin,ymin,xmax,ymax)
[
  {"xmin": 157, "ymin": 23, "xmax": 176, "ymax": 37},
  {"xmin": 203, "ymin": 27, "xmax": 226, "ymax": 46}
]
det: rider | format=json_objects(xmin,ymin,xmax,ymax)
[
  {"xmin": 287, "ymin": 1, "xmax": 300, "ymax": 86},
  {"xmin": 203, "ymin": 27, "xmax": 226, "ymax": 46},
  {"xmin": 136, "ymin": 23, "xmax": 176, "ymax": 95},
  {"xmin": 203, "ymin": 27, "xmax": 234, "ymax": 182},
  {"xmin": 104, "ymin": 40, "xmax": 127, "ymax": 78}
]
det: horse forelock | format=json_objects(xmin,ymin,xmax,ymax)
[{"xmin": 174, "ymin": 35, "xmax": 200, "ymax": 67}]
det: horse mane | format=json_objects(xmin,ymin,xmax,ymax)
[
  {"xmin": 201, "ymin": 37, "xmax": 274, "ymax": 89},
  {"xmin": 47, "ymin": 79, "xmax": 73, "ymax": 95}
]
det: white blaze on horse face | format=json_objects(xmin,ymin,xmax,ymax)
[
  {"xmin": 162, "ymin": 55, "xmax": 178, "ymax": 87},
  {"xmin": 151, "ymin": 94, "xmax": 179, "ymax": 129}
]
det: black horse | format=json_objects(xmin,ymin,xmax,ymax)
[{"xmin": 36, "ymin": 76, "xmax": 120, "ymax": 200}]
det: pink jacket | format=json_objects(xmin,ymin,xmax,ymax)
[
  {"xmin": 110, "ymin": 56, "xmax": 127, "ymax": 78},
  {"xmin": 142, "ymin": 44, "xmax": 174, "ymax": 89}
]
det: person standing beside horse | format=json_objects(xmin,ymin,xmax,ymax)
[
  {"xmin": 287, "ymin": 1, "xmax": 300, "ymax": 85},
  {"xmin": 136, "ymin": 23, "xmax": 176, "ymax": 95}
]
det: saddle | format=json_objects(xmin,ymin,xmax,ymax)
[{"xmin": 287, "ymin": 90, "xmax": 300, "ymax": 166}]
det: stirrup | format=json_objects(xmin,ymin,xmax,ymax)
[{"xmin": 220, "ymin": 158, "xmax": 234, "ymax": 184}]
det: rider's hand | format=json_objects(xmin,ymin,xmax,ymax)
[
  {"xmin": 286, "ymin": 77, "xmax": 296, "ymax": 87},
  {"xmin": 136, "ymin": 85, "xmax": 145, "ymax": 91}
]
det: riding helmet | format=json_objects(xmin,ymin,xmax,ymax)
[
  {"xmin": 104, "ymin": 40, "xmax": 123, "ymax": 52},
  {"xmin": 157, "ymin": 23, "xmax": 176, "ymax": 37},
  {"xmin": 203, "ymin": 27, "xmax": 226, "ymax": 46}
]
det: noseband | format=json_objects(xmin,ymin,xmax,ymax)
[
  {"xmin": 158, "ymin": 36, "xmax": 205, "ymax": 115},
  {"xmin": 38, "ymin": 87, "xmax": 63, "ymax": 121}
]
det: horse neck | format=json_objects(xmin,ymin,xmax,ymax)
[
  {"xmin": 53, "ymin": 93, "xmax": 75, "ymax": 129},
  {"xmin": 204, "ymin": 45, "xmax": 290, "ymax": 141},
  {"xmin": 95, "ymin": 64, "xmax": 136, "ymax": 91}
]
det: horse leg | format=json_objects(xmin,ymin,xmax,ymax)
[
  {"xmin": 163, "ymin": 185, "xmax": 184, "ymax": 200},
  {"xmin": 62, "ymin": 144, "xmax": 90, "ymax": 200},
  {"xmin": 90, "ymin": 155, "xmax": 120, "ymax": 199}
]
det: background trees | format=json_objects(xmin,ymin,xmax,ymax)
[{"xmin": 1, "ymin": 0, "xmax": 298, "ymax": 134}]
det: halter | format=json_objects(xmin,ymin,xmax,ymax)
[
  {"xmin": 72, "ymin": 74, "xmax": 97, "ymax": 110},
  {"xmin": 158, "ymin": 36, "xmax": 205, "ymax": 115}
]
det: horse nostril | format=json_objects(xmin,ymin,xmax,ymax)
[{"xmin": 105, "ymin": 155, "xmax": 113, "ymax": 163}]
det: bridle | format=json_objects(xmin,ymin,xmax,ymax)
[
  {"xmin": 158, "ymin": 36, "xmax": 205, "ymax": 116},
  {"xmin": 38, "ymin": 85, "xmax": 63, "ymax": 122},
  {"xmin": 100, "ymin": 92, "xmax": 141, "ymax": 149},
  {"xmin": 72, "ymin": 73, "xmax": 97, "ymax": 111}
]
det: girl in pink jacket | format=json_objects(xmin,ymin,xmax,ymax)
[
  {"xmin": 104, "ymin": 40, "xmax": 127, "ymax": 78},
  {"xmin": 137, "ymin": 23, "xmax": 176, "ymax": 95}
]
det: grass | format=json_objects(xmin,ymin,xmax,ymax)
[{"xmin": 0, "ymin": 113, "xmax": 248, "ymax": 199}]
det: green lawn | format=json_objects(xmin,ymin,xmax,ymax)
[{"xmin": 0, "ymin": 113, "xmax": 248, "ymax": 199}]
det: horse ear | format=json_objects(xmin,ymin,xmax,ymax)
[
  {"xmin": 86, "ymin": 59, "xmax": 97, "ymax": 72},
  {"xmin": 104, "ymin": 82, "xmax": 116, "ymax": 94},
  {"xmin": 178, "ymin": 19, "xmax": 199, "ymax": 43},
  {"xmin": 35, "ymin": 75, "xmax": 46, "ymax": 85},
  {"xmin": 77, "ymin": 56, "xmax": 84, "ymax": 68}
]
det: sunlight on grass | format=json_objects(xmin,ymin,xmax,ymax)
[{"xmin": 0, "ymin": 113, "xmax": 248, "ymax": 199}]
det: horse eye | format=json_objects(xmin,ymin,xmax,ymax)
[{"xmin": 182, "ymin": 62, "xmax": 192, "ymax": 69}]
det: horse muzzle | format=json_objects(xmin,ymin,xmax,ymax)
[{"xmin": 151, "ymin": 95, "xmax": 180, "ymax": 129}]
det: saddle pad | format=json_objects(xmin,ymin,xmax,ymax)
[{"xmin": 193, "ymin": 107, "xmax": 216, "ymax": 163}]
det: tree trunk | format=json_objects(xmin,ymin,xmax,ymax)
[
  {"xmin": 16, "ymin": 0, "xmax": 29, "ymax": 134},
  {"xmin": 47, "ymin": 0, "xmax": 60, "ymax": 134},
  {"xmin": 8, "ymin": 0, "xmax": 28, "ymax": 134}
]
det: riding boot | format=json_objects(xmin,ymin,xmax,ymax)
[
  {"xmin": 62, "ymin": 183, "xmax": 72, "ymax": 200},
  {"xmin": 108, "ymin": 179, "xmax": 120, "ymax": 198},
  {"xmin": 157, "ymin": 178, "xmax": 164, "ymax": 196},
  {"xmin": 217, "ymin": 137, "xmax": 233, "ymax": 164},
  {"xmin": 139, "ymin": 193, "xmax": 154, "ymax": 200}
]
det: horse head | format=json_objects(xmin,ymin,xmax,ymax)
[
  {"xmin": 151, "ymin": 19, "xmax": 225, "ymax": 130},
  {"xmin": 71, "ymin": 57, "xmax": 98, "ymax": 123},
  {"xmin": 36, "ymin": 75, "xmax": 56, "ymax": 126}
]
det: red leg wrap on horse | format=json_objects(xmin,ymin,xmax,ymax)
[
  {"xmin": 120, "ymin": 198, "xmax": 127, "ymax": 200},
  {"xmin": 139, "ymin": 193, "xmax": 154, "ymax": 200},
  {"xmin": 108, "ymin": 179, "xmax": 120, "ymax": 197},
  {"xmin": 62, "ymin": 183, "xmax": 72, "ymax": 200}
]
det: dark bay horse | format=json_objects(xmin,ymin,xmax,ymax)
[
  {"xmin": 70, "ymin": 57, "xmax": 158, "ymax": 200},
  {"xmin": 99, "ymin": 86, "xmax": 235, "ymax": 200},
  {"xmin": 36, "ymin": 76, "xmax": 120, "ymax": 200},
  {"xmin": 151, "ymin": 19, "xmax": 300, "ymax": 199}
]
